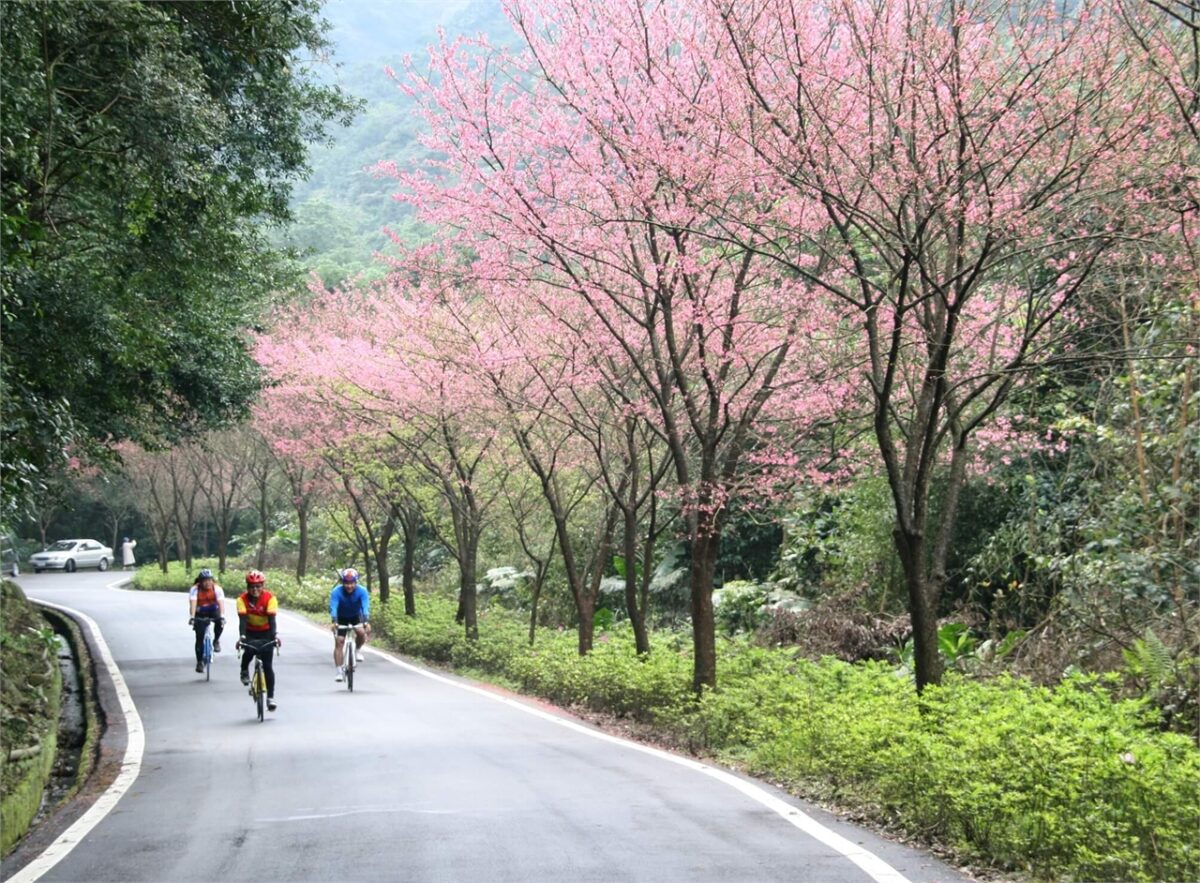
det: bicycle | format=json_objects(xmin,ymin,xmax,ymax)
[
  {"xmin": 194, "ymin": 616, "xmax": 219, "ymax": 681},
  {"xmin": 237, "ymin": 637, "xmax": 279, "ymax": 721},
  {"xmin": 336, "ymin": 624, "xmax": 365, "ymax": 692}
]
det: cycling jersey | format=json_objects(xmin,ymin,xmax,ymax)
[
  {"xmin": 329, "ymin": 584, "xmax": 370, "ymax": 623},
  {"xmin": 238, "ymin": 590, "xmax": 277, "ymax": 633},
  {"xmin": 189, "ymin": 583, "xmax": 225, "ymax": 617}
]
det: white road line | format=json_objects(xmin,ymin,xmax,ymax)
[
  {"xmin": 256, "ymin": 808, "xmax": 454, "ymax": 822},
  {"xmin": 10, "ymin": 600, "xmax": 145, "ymax": 883},
  {"xmin": 295, "ymin": 615, "xmax": 911, "ymax": 883}
]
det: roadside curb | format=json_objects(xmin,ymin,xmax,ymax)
[{"xmin": 2, "ymin": 587, "xmax": 141, "ymax": 883}]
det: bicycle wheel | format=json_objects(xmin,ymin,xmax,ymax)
[
  {"xmin": 346, "ymin": 644, "xmax": 354, "ymax": 692},
  {"xmin": 254, "ymin": 666, "xmax": 265, "ymax": 721},
  {"xmin": 203, "ymin": 635, "xmax": 212, "ymax": 682}
]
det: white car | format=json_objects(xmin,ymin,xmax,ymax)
[{"xmin": 30, "ymin": 539, "xmax": 114, "ymax": 573}]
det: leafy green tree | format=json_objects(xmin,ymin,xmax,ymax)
[{"xmin": 0, "ymin": 0, "xmax": 357, "ymax": 519}]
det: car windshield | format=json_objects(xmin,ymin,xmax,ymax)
[{"xmin": 46, "ymin": 541, "xmax": 77, "ymax": 552}]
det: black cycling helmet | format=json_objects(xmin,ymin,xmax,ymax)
[{"xmin": 198, "ymin": 568, "xmax": 214, "ymax": 581}]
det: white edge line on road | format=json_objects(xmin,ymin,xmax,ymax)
[
  {"xmin": 9, "ymin": 595, "xmax": 145, "ymax": 883},
  {"xmin": 306, "ymin": 618, "xmax": 911, "ymax": 883}
]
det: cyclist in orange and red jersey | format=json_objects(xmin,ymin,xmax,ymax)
[
  {"xmin": 188, "ymin": 568, "xmax": 226, "ymax": 672},
  {"xmin": 236, "ymin": 570, "xmax": 280, "ymax": 712}
]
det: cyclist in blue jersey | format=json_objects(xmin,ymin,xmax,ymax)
[{"xmin": 330, "ymin": 567, "xmax": 370, "ymax": 682}]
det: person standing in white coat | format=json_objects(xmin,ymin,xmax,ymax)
[{"xmin": 121, "ymin": 537, "xmax": 137, "ymax": 570}]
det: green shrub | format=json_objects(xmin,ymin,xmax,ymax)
[
  {"xmin": 711, "ymin": 666, "xmax": 1199, "ymax": 882},
  {"xmin": 129, "ymin": 562, "xmax": 331, "ymax": 614}
]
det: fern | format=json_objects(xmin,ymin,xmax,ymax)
[{"xmin": 1123, "ymin": 628, "xmax": 1173, "ymax": 689}]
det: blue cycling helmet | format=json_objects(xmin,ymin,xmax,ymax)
[{"xmin": 198, "ymin": 568, "xmax": 214, "ymax": 581}]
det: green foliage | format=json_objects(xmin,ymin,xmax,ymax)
[
  {"xmin": 1121, "ymin": 628, "xmax": 1199, "ymax": 735},
  {"xmin": 0, "ymin": 0, "xmax": 357, "ymax": 520},
  {"xmin": 712, "ymin": 581, "xmax": 810, "ymax": 636},
  {"xmin": 1123, "ymin": 629, "xmax": 1174, "ymax": 689},
  {"xmin": 714, "ymin": 501, "xmax": 783, "ymax": 583},
  {"xmin": 685, "ymin": 658, "xmax": 1199, "ymax": 882},
  {"xmin": 894, "ymin": 623, "xmax": 989, "ymax": 675},
  {"xmin": 129, "ymin": 560, "xmax": 330, "ymax": 612},
  {"xmin": 773, "ymin": 478, "xmax": 900, "ymax": 606},
  {"xmin": 937, "ymin": 623, "xmax": 978, "ymax": 663},
  {"xmin": 593, "ymin": 606, "xmax": 614, "ymax": 632}
]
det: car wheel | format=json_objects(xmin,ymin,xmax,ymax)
[
  {"xmin": 98, "ymin": 558, "xmax": 109, "ymax": 571},
  {"xmin": 65, "ymin": 559, "xmax": 76, "ymax": 573},
  {"xmin": 35, "ymin": 568, "xmax": 44, "ymax": 574}
]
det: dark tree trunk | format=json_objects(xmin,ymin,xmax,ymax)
[
  {"xmin": 256, "ymin": 482, "xmax": 269, "ymax": 570},
  {"xmin": 460, "ymin": 535, "xmax": 479, "ymax": 640},
  {"xmin": 690, "ymin": 516, "xmax": 720, "ymax": 692},
  {"xmin": 623, "ymin": 507, "xmax": 650, "ymax": 655},
  {"xmin": 374, "ymin": 510, "xmax": 395, "ymax": 604},
  {"xmin": 895, "ymin": 528, "xmax": 943, "ymax": 691},
  {"xmin": 401, "ymin": 508, "xmax": 417, "ymax": 616},
  {"xmin": 296, "ymin": 504, "xmax": 310, "ymax": 578},
  {"xmin": 217, "ymin": 516, "xmax": 230, "ymax": 575},
  {"xmin": 528, "ymin": 561, "xmax": 547, "ymax": 646},
  {"xmin": 577, "ymin": 592, "xmax": 596, "ymax": 653},
  {"xmin": 550, "ymin": 508, "xmax": 591, "ymax": 654}
]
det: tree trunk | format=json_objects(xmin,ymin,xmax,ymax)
[
  {"xmin": 690, "ymin": 516, "xmax": 720, "ymax": 692},
  {"xmin": 528, "ymin": 565, "xmax": 545, "ymax": 646},
  {"xmin": 375, "ymin": 512, "xmax": 395, "ymax": 605},
  {"xmin": 894, "ymin": 528, "xmax": 943, "ymax": 691},
  {"xmin": 623, "ymin": 507, "xmax": 650, "ymax": 655},
  {"xmin": 256, "ymin": 483, "xmax": 269, "ymax": 570},
  {"xmin": 550, "ymin": 509, "xmax": 590, "ymax": 653},
  {"xmin": 577, "ymin": 591, "xmax": 595, "ymax": 653},
  {"xmin": 460, "ymin": 535, "xmax": 479, "ymax": 640},
  {"xmin": 296, "ymin": 505, "xmax": 310, "ymax": 578},
  {"xmin": 177, "ymin": 526, "xmax": 194, "ymax": 571},
  {"xmin": 401, "ymin": 511, "xmax": 416, "ymax": 616},
  {"xmin": 217, "ymin": 515, "xmax": 230, "ymax": 574}
]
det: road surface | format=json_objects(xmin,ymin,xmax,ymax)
[{"xmin": 3, "ymin": 571, "xmax": 970, "ymax": 883}]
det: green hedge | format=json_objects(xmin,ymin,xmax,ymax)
[
  {"xmin": 128, "ymin": 573, "xmax": 1199, "ymax": 880},
  {"xmin": 130, "ymin": 562, "xmax": 332, "ymax": 613}
]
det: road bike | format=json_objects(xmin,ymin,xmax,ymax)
[
  {"xmin": 336, "ymin": 624, "xmax": 365, "ymax": 692},
  {"xmin": 237, "ymin": 637, "xmax": 278, "ymax": 721},
  {"xmin": 194, "ymin": 616, "xmax": 219, "ymax": 681}
]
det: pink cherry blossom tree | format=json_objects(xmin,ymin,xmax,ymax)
[
  {"xmin": 698, "ymin": 0, "xmax": 1188, "ymax": 688},
  {"xmin": 424, "ymin": 267, "xmax": 667, "ymax": 655},
  {"xmin": 257, "ymin": 275, "xmax": 503, "ymax": 639},
  {"xmin": 390, "ymin": 3, "xmax": 845, "ymax": 689}
]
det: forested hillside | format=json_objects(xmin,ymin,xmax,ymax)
[{"xmin": 284, "ymin": 0, "xmax": 512, "ymax": 284}]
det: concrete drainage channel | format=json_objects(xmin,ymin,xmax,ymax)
[{"xmin": 20, "ymin": 608, "xmax": 98, "ymax": 844}]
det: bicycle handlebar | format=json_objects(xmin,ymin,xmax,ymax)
[{"xmin": 236, "ymin": 637, "xmax": 280, "ymax": 654}]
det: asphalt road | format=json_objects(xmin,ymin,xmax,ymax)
[{"xmin": 4, "ymin": 571, "xmax": 971, "ymax": 883}]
